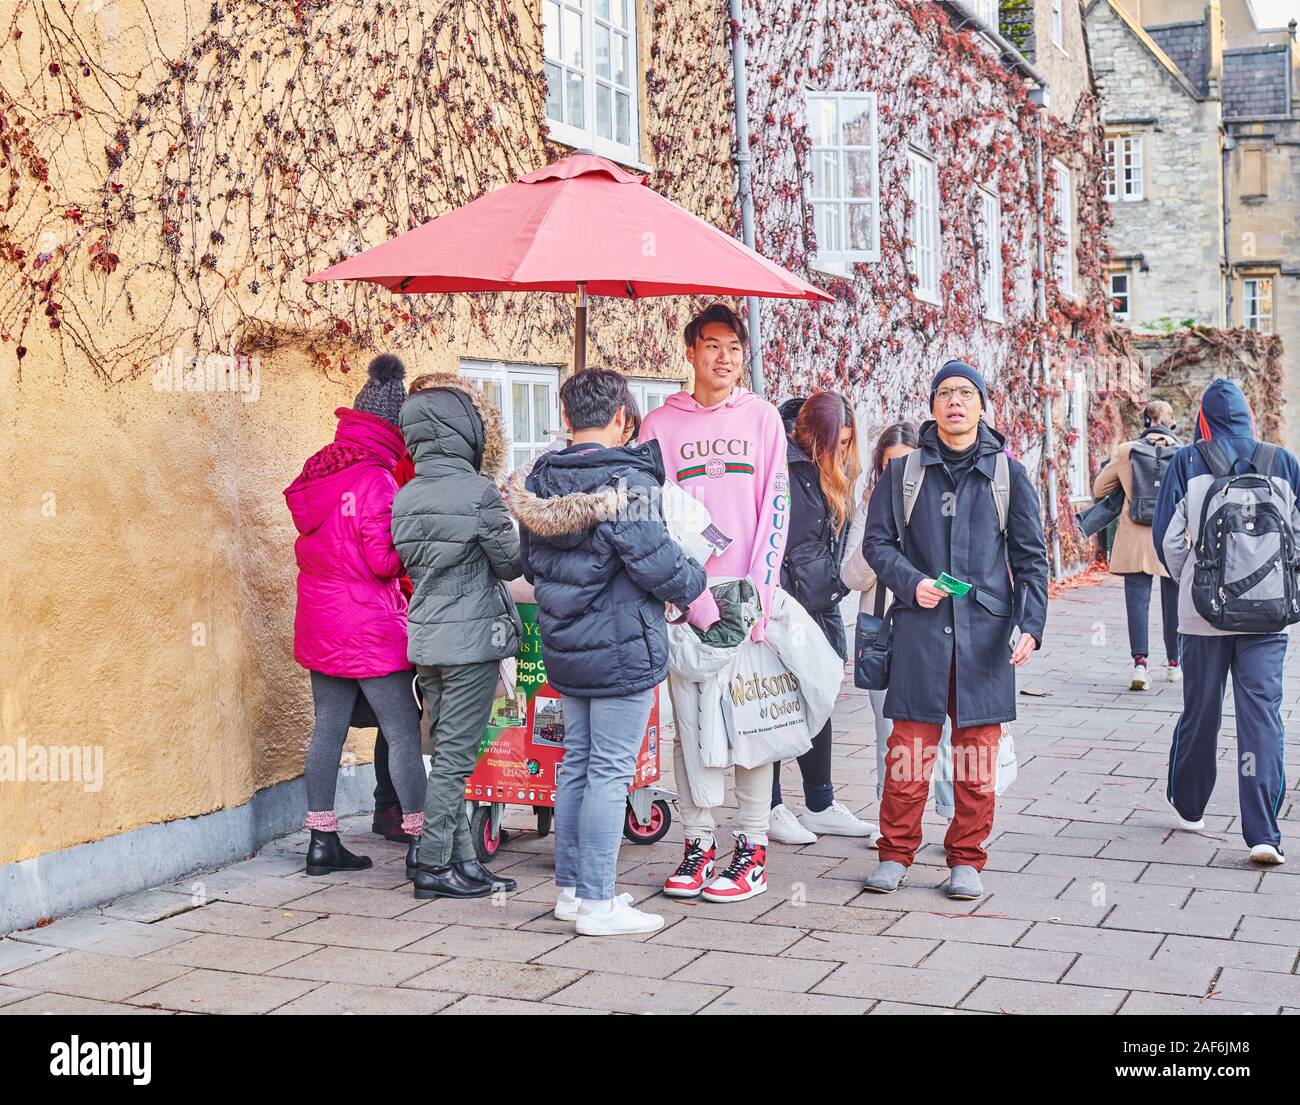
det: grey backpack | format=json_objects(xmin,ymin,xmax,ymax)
[
  {"xmin": 893, "ymin": 447, "xmax": 1011, "ymax": 535},
  {"xmin": 1190, "ymin": 439, "xmax": 1300, "ymax": 633},
  {"xmin": 1127, "ymin": 441, "xmax": 1177, "ymax": 525}
]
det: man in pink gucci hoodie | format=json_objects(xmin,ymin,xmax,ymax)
[{"xmin": 639, "ymin": 303, "xmax": 789, "ymax": 903}]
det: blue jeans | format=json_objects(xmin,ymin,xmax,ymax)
[{"xmin": 554, "ymin": 689, "xmax": 654, "ymax": 900}]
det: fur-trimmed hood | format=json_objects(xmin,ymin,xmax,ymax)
[
  {"xmin": 398, "ymin": 374, "xmax": 506, "ymax": 477},
  {"xmin": 507, "ymin": 440, "xmax": 665, "ymax": 550}
]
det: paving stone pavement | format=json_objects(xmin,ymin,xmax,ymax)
[{"xmin": 3, "ymin": 577, "xmax": 1298, "ymax": 1015}]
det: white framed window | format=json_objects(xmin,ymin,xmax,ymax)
[
  {"xmin": 626, "ymin": 377, "xmax": 679, "ymax": 425},
  {"xmin": 1104, "ymin": 135, "xmax": 1144, "ymax": 201},
  {"xmin": 1051, "ymin": 158, "xmax": 1074, "ymax": 294},
  {"xmin": 1068, "ymin": 368, "xmax": 1090, "ymax": 500},
  {"xmin": 1243, "ymin": 277, "xmax": 1274, "ymax": 333},
  {"xmin": 1110, "ymin": 271, "xmax": 1131, "ymax": 320},
  {"xmin": 907, "ymin": 149, "xmax": 940, "ymax": 304},
  {"xmin": 805, "ymin": 91, "xmax": 880, "ymax": 272},
  {"xmin": 972, "ymin": 0, "xmax": 999, "ymax": 30},
  {"xmin": 543, "ymin": 0, "xmax": 640, "ymax": 166},
  {"xmin": 459, "ymin": 360, "xmax": 561, "ymax": 472},
  {"xmin": 977, "ymin": 188, "xmax": 1003, "ymax": 322},
  {"xmin": 1051, "ymin": 0, "xmax": 1064, "ymax": 48}
]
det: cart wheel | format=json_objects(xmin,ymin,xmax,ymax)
[
  {"xmin": 623, "ymin": 799, "xmax": 671, "ymax": 844},
  {"xmin": 471, "ymin": 805, "xmax": 501, "ymax": 863},
  {"xmin": 534, "ymin": 806, "xmax": 553, "ymax": 837}
]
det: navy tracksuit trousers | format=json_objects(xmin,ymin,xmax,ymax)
[{"xmin": 1168, "ymin": 633, "xmax": 1289, "ymax": 849}]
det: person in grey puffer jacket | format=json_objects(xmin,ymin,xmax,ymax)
[
  {"xmin": 508, "ymin": 369, "xmax": 707, "ymax": 936},
  {"xmin": 391, "ymin": 374, "xmax": 522, "ymax": 901}
]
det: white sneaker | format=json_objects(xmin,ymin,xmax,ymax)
[
  {"xmin": 1130, "ymin": 662, "xmax": 1150, "ymax": 690},
  {"xmin": 1166, "ymin": 662, "xmax": 1183, "ymax": 683},
  {"xmin": 1250, "ymin": 844, "xmax": 1285, "ymax": 866},
  {"xmin": 1166, "ymin": 795, "xmax": 1205, "ymax": 832},
  {"xmin": 553, "ymin": 887, "xmax": 578, "ymax": 921},
  {"xmin": 799, "ymin": 801, "xmax": 877, "ymax": 838},
  {"xmin": 768, "ymin": 803, "xmax": 817, "ymax": 845},
  {"xmin": 575, "ymin": 896, "xmax": 664, "ymax": 936},
  {"xmin": 555, "ymin": 889, "xmax": 631, "ymax": 922}
]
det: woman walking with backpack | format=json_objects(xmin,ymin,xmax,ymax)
[
  {"xmin": 767, "ymin": 392, "xmax": 879, "ymax": 844},
  {"xmin": 1093, "ymin": 400, "xmax": 1182, "ymax": 690}
]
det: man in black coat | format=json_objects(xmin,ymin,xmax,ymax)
[{"xmin": 862, "ymin": 360, "xmax": 1049, "ymax": 900}]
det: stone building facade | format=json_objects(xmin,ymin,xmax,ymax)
[
  {"xmin": 0, "ymin": 0, "xmax": 738, "ymax": 931},
  {"xmin": 1087, "ymin": 0, "xmax": 1300, "ymax": 448}
]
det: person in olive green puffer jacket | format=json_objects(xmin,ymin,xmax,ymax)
[{"xmin": 391, "ymin": 374, "xmax": 523, "ymax": 901}]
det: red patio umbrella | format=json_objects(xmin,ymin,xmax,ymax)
[{"xmin": 306, "ymin": 153, "xmax": 831, "ymax": 371}]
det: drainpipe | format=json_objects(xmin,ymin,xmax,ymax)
[
  {"xmin": 728, "ymin": 0, "xmax": 765, "ymax": 397},
  {"xmin": 1032, "ymin": 105, "xmax": 1063, "ymax": 580},
  {"xmin": 1222, "ymin": 135, "xmax": 1233, "ymax": 327}
]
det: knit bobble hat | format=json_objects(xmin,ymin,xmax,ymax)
[{"xmin": 354, "ymin": 354, "xmax": 407, "ymax": 427}]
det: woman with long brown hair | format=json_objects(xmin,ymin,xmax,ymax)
[{"xmin": 768, "ymin": 391, "xmax": 878, "ymax": 844}]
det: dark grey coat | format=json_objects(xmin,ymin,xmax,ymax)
[
  {"xmin": 508, "ymin": 441, "xmax": 707, "ymax": 697},
  {"xmin": 391, "ymin": 380, "xmax": 522, "ymax": 667},
  {"xmin": 862, "ymin": 420, "xmax": 1049, "ymax": 727}
]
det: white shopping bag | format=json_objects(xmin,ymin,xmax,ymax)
[
  {"xmin": 994, "ymin": 724, "xmax": 1017, "ymax": 796},
  {"xmin": 718, "ymin": 638, "xmax": 814, "ymax": 769}
]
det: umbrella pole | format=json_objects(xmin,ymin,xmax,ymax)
[{"xmin": 574, "ymin": 282, "xmax": 588, "ymax": 372}]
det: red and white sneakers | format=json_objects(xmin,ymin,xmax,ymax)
[
  {"xmin": 700, "ymin": 834, "xmax": 767, "ymax": 903},
  {"xmin": 663, "ymin": 837, "xmax": 717, "ymax": 898}
]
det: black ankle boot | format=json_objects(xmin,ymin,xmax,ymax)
[
  {"xmin": 454, "ymin": 859, "xmax": 517, "ymax": 893},
  {"xmin": 411, "ymin": 864, "xmax": 492, "ymax": 900},
  {"xmin": 372, "ymin": 801, "xmax": 409, "ymax": 842},
  {"xmin": 305, "ymin": 829, "xmax": 373, "ymax": 876},
  {"xmin": 405, "ymin": 841, "xmax": 420, "ymax": 880}
]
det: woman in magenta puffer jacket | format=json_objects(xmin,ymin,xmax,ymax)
[{"xmin": 284, "ymin": 355, "xmax": 426, "ymax": 878}]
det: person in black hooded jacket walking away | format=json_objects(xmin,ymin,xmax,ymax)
[
  {"xmin": 392, "ymin": 374, "xmax": 524, "ymax": 901},
  {"xmin": 863, "ymin": 360, "xmax": 1048, "ymax": 901},
  {"xmin": 768, "ymin": 392, "xmax": 879, "ymax": 845},
  {"xmin": 508, "ymin": 370, "xmax": 707, "ymax": 936}
]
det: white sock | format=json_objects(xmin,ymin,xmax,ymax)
[
  {"xmin": 556, "ymin": 886, "xmax": 577, "ymax": 902},
  {"xmin": 581, "ymin": 897, "xmax": 614, "ymax": 914}
]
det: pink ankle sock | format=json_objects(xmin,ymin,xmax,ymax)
[
  {"xmin": 401, "ymin": 812, "xmax": 424, "ymax": 837},
  {"xmin": 306, "ymin": 811, "xmax": 338, "ymax": 831}
]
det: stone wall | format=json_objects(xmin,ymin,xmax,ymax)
[
  {"xmin": 0, "ymin": 0, "xmax": 735, "ymax": 869},
  {"xmin": 1088, "ymin": 0, "xmax": 1226, "ymax": 328},
  {"xmin": 1136, "ymin": 327, "xmax": 1285, "ymax": 442}
]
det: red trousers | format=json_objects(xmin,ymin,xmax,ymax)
[{"xmin": 877, "ymin": 670, "xmax": 1001, "ymax": 871}]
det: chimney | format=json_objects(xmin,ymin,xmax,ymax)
[{"xmin": 1205, "ymin": 0, "xmax": 1223, "ymax": 100}]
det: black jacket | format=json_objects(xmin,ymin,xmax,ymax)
[
  {"xmin": 507, "ymin": 440, "xmax": 707, "ymax": 697},
  {"xmin": 780, "ymin": 437, "xmax": 849, "ymax": 659},
  {"xmin": 862, "ymin": 420, "xmax": 1049, "ymax": 727}
]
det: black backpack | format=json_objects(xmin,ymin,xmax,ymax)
[
  {"xmin": 1190, "ymin": 439, "xmax": 1300, "ymax": 633},
  {"xmin": 1127, "ymin": 441, "xmax": 1177, "ymax": 525}
]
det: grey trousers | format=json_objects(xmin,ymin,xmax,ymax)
[{"xmin": 416, "ymin": 660, "xmax": 499, "ymax": 867}]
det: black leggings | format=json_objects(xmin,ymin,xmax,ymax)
[
  {"xmin": 1123, "ymin": 572, "xmax": 1180, "ymax": 662},
  {"xmin": 771, "ymin": 719, "xmax": 834, "ymax": 812}
]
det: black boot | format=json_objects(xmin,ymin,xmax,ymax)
[
  {"xmin": 372, "ymin": 801, "xmax": 409, "ymax": 842},
  {"xmin": 412, "ymin": 864, "xmax": 492, "ymax": 900},
  {"xmin": 454, "ymin": 859, "xmax": 517, "ymax": 893},
  {"xmin": 405, "ymin": 841, "xmax": 420, "ymax": 880},
  {"xmin": 305, "ymin": 829, "xmax": 373, "ymax": 876}
]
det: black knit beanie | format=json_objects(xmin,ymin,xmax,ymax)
[
  {"xmin": 354, "ymin": 354, "xmax": 406, "ymax": 427},
  {"xmin": 929, "ymin": 359, "xmax": 988, "ymax": 411}
]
